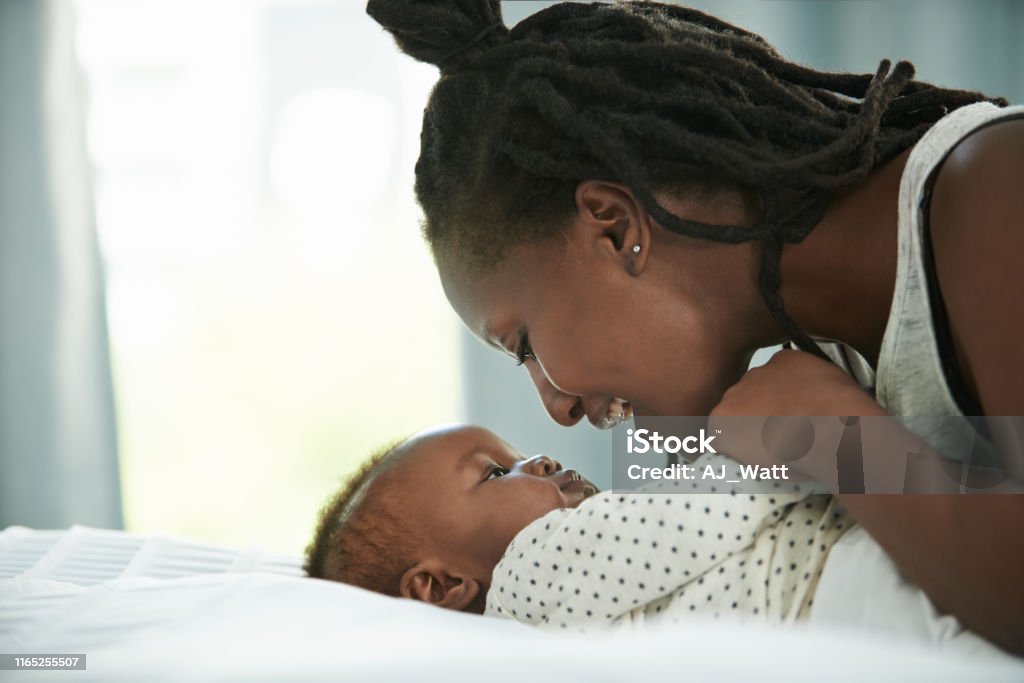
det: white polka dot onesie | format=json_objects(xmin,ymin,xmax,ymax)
[{"xmin": 485, "ymin": 474, "xmax": 853, "ymax": 632}]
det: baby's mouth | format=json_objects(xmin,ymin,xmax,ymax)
[
  {"xmin": 560, "ymin": 469, "xmax": 598, "ymax": 505},
  {"xmin": 594, "ymin": 398, "xmax": 633, "ymax": 430}
]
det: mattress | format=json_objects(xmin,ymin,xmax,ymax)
[{"xmin": 1, "ymin": 525, "xmax": 1020, "ymax": 682}]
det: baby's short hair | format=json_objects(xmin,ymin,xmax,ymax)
[{"xmin": 304, "ymin": 438, "xmax": 415, "ymax": 596}]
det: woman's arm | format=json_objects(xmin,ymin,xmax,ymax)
[
  {"xmin": 812, "ymin": 117, "xmax": 1024, "ymax": 653},
  {"xmin": 928, "ymin": 116, "xmax": 1024, "ymax": 419},
  {"xmin": 711, "ymin": 117, "xmax": 1024, "ymax": 652},
  {"xmin": 872, "ymin": 115, "xmax": 1024, "ymax": 655}
]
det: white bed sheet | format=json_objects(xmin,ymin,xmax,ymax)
[
  {"xmin": 810, "ymin": 526, "xmax": 1011, "ymax": 660},
  {"xmin": 1, "ymin": 526, "xmax": 1021, "ymax": 682}
]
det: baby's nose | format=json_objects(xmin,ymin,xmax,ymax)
[{"xmin": 522, "ymin": 454, "xmax": 562, "ymax": 477}]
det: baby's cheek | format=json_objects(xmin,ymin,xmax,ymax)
[{"xmin": 514, "ymin": 495, "xmax": 558, "ymax": 534}]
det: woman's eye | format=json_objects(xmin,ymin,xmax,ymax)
[
  {"xmin": 514, "ymin": 333, "xmax": 535, "ymax": 366},
  {"xmin": 486, "ymin": 466, "xmax": 509, "ymax": 480}
]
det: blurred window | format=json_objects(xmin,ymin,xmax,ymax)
[{"xmin": 75, "ymin": 0, "xmax": 461, "ymax": 554}]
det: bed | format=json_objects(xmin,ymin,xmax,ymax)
[{"xmin": 1, "ymin": 525, "xmax": 1020, "ymax": 682}]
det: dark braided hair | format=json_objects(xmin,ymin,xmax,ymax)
[
  {"xmin": 367, "ymin": 0, "xmax": 1007, "ymax": 356},
  {"xmin": 304, "ymin": 439, "xmax": 414, "ymax": 595}
]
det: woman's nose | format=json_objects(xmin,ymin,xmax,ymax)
[
  {"xmin": 520, "ymin": 454, "xmax": 562, "ymax": 477},
  {"xmin": 525, "ymin": 360, "xmax": 584, "ymax": 427}
]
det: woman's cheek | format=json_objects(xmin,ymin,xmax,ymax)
[{"xmin": 535, "ymin": 351, "xmax": 585, "ymax": 397}]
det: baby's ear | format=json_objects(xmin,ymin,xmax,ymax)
[
  {"xmin": 400, "ymin": 561, "xmax": 481, "ymax": 611},
  {"xmin": 397, "ymin": 565, "xmax": 481, "ymax": 610}
]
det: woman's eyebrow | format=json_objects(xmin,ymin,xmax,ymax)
[
  {"xmin": 481, "ymin": 325, "xmax": 520, "ymax": 361},
  {"xmin": 481, "ymin": 324, "xmax": 504, "ymax": 352}
]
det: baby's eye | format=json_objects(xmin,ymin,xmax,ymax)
[{"xmin": 486, "ymin": 465, "xmax": 510, "ymax": 480}]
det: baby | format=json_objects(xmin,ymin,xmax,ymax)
[{"xmin": 304, "ymin": 424, "xmax": 851, "ymax": 628}]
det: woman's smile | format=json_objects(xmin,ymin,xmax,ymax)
[{"xmin": 591, "ymin": 398, "xmax": 633, "ymax": 430}]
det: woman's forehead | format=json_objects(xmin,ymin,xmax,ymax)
[
  {"xmin": 437, "ymin": 254, "xmax": 510, "ymax": 339},
  {"xmin": 439, "ymin": 240, "xmax": 560, "ymax": 329}
]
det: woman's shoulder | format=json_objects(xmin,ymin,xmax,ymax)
[
  {"xmin": 929, "ymin": 113, "xmax": 1024, "ymax": 272},
  {"xmin": 927, "ymin": 113, "xmax": 1024, "ymax": 414},
  {"xmin": 930, "ymin": 113, "xmax": 1024, "ymax": 215}
]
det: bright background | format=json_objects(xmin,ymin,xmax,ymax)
[
  {"xmin": 1, "ymin": 0, "xmax": 1021, "ymax": 557},
  {"xmin": 73, "ymin": 0, "xmax": 461, "ymax": 553}
]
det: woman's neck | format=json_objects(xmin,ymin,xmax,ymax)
[{"xmin": 778, "ymin": 148, "xmax": 912, "ymax": 366}]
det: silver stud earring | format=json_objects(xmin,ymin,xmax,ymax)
[{"xmin": 632, "ymin": 244, "xmax": 641, "ymax": 254}]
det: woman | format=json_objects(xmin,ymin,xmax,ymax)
[{"xmin": 366, "ymin": 0, "xmax": 1024, "ymax": 653}]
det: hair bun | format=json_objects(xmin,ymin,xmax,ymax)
[{"xmin": 366, "ymin": 0, "xmax": 508, "ymax": 69}]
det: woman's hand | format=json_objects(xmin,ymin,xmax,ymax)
[
  {"xmin": 707, "ymin": 349, "xmax": 889, "ymax": 484},
  {"xmin": 709, "ymin": 349, "xmax": 887, "ymax": 418}
]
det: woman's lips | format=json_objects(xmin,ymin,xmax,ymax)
[{"xmin": 591, "ymin": 398, "xmax": 633, "ymax": 430}]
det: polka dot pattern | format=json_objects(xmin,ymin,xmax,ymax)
[{"xmin": 485, "ymin": 486, "xmax": 852, "ymax": 633}]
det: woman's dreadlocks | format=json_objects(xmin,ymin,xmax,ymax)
[{"xmin": 367, "ymin": 0, "xmax": 1006, "ymax": 356}]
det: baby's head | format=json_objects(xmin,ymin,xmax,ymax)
[{"xmin": 305, "ymin": 425, "xmax": 598, "ymax": 613}]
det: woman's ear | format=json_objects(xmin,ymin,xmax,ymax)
[
  {"xmin": 399, "ymin": 560, "xmax": 482, "ymax": 612},
  {"xmin": 573, "ymin": 180, "xmax": 651, "ymax": 276}
]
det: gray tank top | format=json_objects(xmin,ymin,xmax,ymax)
[{"xmin": 817, "ymin": 101, "xmax": 1024, "ymax": 459}]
